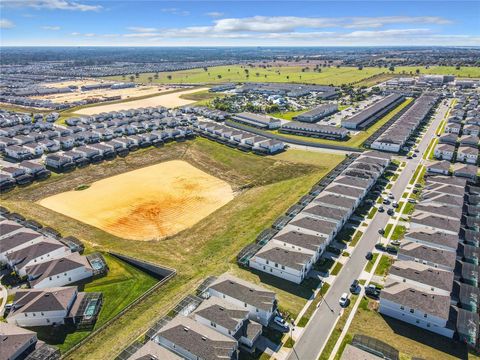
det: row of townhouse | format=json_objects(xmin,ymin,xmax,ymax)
[
  {"xmin": 128, "ymin": 274, "xmax": 278, "ymax": 360},
  {"xmin": 379, "ymin": 175, "xmax": 480, "ymax": 347},
  {"xmin": 1, "ymin": 107, "xmax": 197, "ymax": 162},
  {"xmin": 0, "ymin": 160, "xmax": 51, "ymax": 192},
  {"xmin": 370, "ymin": 94, "xmax": 439, "ymax": 153},
  {"xmin": 248, "ymin": 150, "xmax": 392, "ymax": 284},
  {"xmin": 426, "ymin": 160, "xmax": 478, "ymax": 182},
  {"xmin": 341, "ymin": 93, "xmax": 404, "ymax": 130},
  {"xmin": 279, "ymin": 121, "xmax": 348, "ymax": 140},
  {"xmin": 0, "ymin": 212, "xmax": 106, "ymax": 329},
  {"xmin": 193, "ymin": 121, "xmax": 286, "ymax": 155},
  {"xmin": 435, "ymin": 95, "xmax": 479, "ymax": 165}
]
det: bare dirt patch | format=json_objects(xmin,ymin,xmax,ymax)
[
  {"xmin": 74, "ymin": 87, "xmax": 209, "ymax": 115},
  {"xmin": 37, "ymin": 160, "xmax": 234, "ymax": 240}
]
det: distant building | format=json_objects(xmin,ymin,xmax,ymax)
[{"xmin": 294, "ymin": 104, "xmax": 338, "ymax": 123}]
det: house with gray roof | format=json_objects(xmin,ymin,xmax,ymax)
[
  {"xmin": 7, "ymin": 287, "xmax": 79, "ymax": 327},
  {"xmin": 404, "ymin": 229, "xmax": 459, "ymax": 252},
  {"xmin": 379, "ymin": 281, "xmax": 454, "ymax": 338},
  {"xmin": 398, "ymin": 242, "xmax": 457, "ymax": 271},
  {"xmin": 249, "ymin": 242, "xmax": 313, "ymax": 284},
  {"xmin": 155, "ymin": 315, "xmax": 237, "ymax": 360},
  {"xmin": 0, "ymin": 323, "xmax": 38, "ymax": 360},
  {"xmin": 208, "ymin": 274, "xmax": 276, "ymax": 326}
]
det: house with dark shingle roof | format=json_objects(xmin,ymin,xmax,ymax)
[
  {"xmin": 155, "ymin": 315, "xmax": 238, "ymax": 360},
  {"xmin": 208, "ymin": 274, "xmax": 276, "ymax": 326},
  {"xmin": 398, "ymin": 242, "xmax": 457, "ymax": 271},
  {"xmin": 249, "ymin": 242, "xmax": 314, "ymax": 284},
  {"xmin": 0, "ymin": 323, "xmax": 38, "ymax": 360},
  {"xmin": 404, "ymin": 229, "xmax": 459, "ymax": 252},
  {"xmin": 0, "ymin": 220, "xmax": 25, "ymax": 240},
  {"xmin": 7, "ymin": 287, "xmax": 79, "ymax": 327},
  {"xmin": 127, "ymin": 340, "xmax": 183, "ymax": 360},
  {"xmin": 379, "ymin": 281, "xmax": 454, "ymax": 338},
  {"xmin": 192, "ymin": 297, "xmax": 262, "ymax": 350},
  {"xmin": 26, "ymin": 252, "xmax": 93, "ymax": 289},
  {"xmin": 0, "ymin": 230, "xmax": 45, "ymax": 263},
  {"xmin": 388, "ymin": 260, "xmax": 454, "ymax": 296}
]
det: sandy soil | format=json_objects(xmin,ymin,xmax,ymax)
[
  {"xmin": 37, "ymin": 160, "xmax": 234, "ymax": 240},
  {"xmin": 74, "ymin": 87, "xmax": 208, "ymax": 115},
  {"xmin": 34, "ymin": 80, "xmax": 179, "ymax": 104}
]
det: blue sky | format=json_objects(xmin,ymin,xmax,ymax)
[{"xmin": 1, "ymin": 0, "xmax": 479, "ymax": 46}]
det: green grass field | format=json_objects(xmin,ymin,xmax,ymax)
[
  {"xmin": 105, "ymin": 65, "xmax": 480, "ymax": 87},
  {"xmin": 1, "ymin": 139, "xmax": 344, "ymax": 359}
]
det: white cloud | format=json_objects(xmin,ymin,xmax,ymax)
[
  {"xmin": 160, "ymin": 8, "xmax": 190, "ymax": 16},
  {"xmin": 0, "ymin": 18, "xmax": 15, "ymax": 29},
  {"xmin": 42, "ymin": 25, "xmax": 61, "ymax": 30},
  {"xmin": 346, "ymin": 16, "xmax": 453, "ymax": 28},
  {"xmin": 206, "ymin": 12, "xmax": 224, "ymax": 18},
  {"xmin": 2, "ymin": 0, "xmax": 101, "ymax": 11},
  {"xmin": 127, "ymin": 26, "xmax": 158, "ymax": 33}
]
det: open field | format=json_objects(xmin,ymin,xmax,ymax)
[
  {"xmin": 105, "ymin": 65, "xmax": 480, "ymax": 86},
  {"xmin": 33, "ymin": 253, "xmax": 157, "ymax": 353},
  {"xmin": 74, "ymin": 87, "xmax": 209, "ymax": 114},
  {"xmin": 38, "ymin": 160, "xmax": 234, "ymax": 240},
  {"xmin": 1, "ymin": 139, "xmax": 344, "ymax": 358}
]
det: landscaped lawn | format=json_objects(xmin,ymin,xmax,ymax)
[
  {"xmin": 374, "ymin": 255, "xmax": 393, "ymax": 277},
  {"xmin": 331, "ymin": 262, "xmax": 343, "ymax": 276},
  {"xmin": 297, "ymin": 282, "xmax": 331, "ymax": 327},
  {"xmin": 270, "ymin": 110, "xmax": 306, "ymax": 121},
  {"xmin": 390, "ymin": 225, "xmax": 407, "ymax": 241},
  {"xmin": 364, "ymin": 253, "xmax": 379, "ymax": 273},
  {"xmin": 350, "ymin": 230, "xmax": 363, "ymax": 247},
  {"xmin": 1, "ymin": 140, "xmax": 344, "ymax": 359},
  {"xmin": 367, "ymin": 207, "xmax": 378, "ymax": 219}
]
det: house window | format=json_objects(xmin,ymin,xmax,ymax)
[
  {"xmin": 410, "ymin": 309, "xmax": 414, "ymax": 313},
  {"xmin": 244, "ymin": 303, "xmax": 247, "ymax": 308},
  {"xmin": 416, "ymin": 320, "xmax": 419, "ymax": 324},
  {"xmin": 400, "ymin": 306, "xmax": 404, "ymax": 310},
  {"xmin": 281, "ymin": 265, "xmax": 285, "ymax": 270},
  {"xmin": 424, "ymin": 314, "xmax": 427, "ymax": 318},
  {"xmin": 266, "ymin": 260, "xmax": 269, "ymax": 265}
]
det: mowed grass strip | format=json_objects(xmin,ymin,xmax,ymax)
[{"xmin": 1, "ymin": 141, "xmax": 344, "ymax": 359}]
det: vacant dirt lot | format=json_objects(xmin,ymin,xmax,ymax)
[
  {"xmin": 38, "ymin": 160, "xmax": 234, "ymax": 240},
  {"xmin": 74, "ymin": 87, "xmax": 208, "ymax": 114}
]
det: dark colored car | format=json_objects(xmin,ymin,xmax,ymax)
[
  {"xmin": 350, "ymin": 280, "xmax": 360, "ymax": 294},
  {"xmin": 387, "ymin": 209, "xmax": 394, "ymax": 216},
  {"xmin": 366, "ymin": 252, "xmax": 373, "ymax": 260},
  {"xmin": 378, "ymin": 229, "xmax": 385, "ymax": 235},
  {"xmin": 365, "ymin": 285, "xmax": 381, "ymax": 299}
]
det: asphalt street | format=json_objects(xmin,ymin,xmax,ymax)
[{"xmin": 287, "ymin": 100, "xmax": 449, "ymax": 360}]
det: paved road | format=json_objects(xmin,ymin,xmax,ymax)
[{"xmin": 287, "ymin": 100, "xmax": 449, "ymax": 360}]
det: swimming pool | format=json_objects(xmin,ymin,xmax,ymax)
[{"xmin": 84, "ymin": 299, "xmax": 99, "ymax": 319}]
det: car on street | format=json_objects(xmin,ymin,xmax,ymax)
[
  {"xmin": 382, "ymin": 199, "xmax": 390, "ymax": 205},
  {"xmin": 273, "ymin": 316, "xmax": 290, "ymax": 331},
  {"xmin": 392, "ymin": 201, "xmax": 398, "ymax": 208},
  {"xmin": 378, "ymin": 206, "xmax": 385, "ymax": 213},
  {"xmin": 366, "ymin": 252, "xmax": 373, "ymax": 260},
  {"xmin": 339, "ymin": 293, "xmax": 349, "ymax": 307},
  {"xmin": 413, "ymin": 153, "xmax": 417, "ymax": 157},
  {"xmin": 407, "ymin": 155, "xmax": 413, "ymax": 159},
  {"xmin": 350, "ymin": 280, "xmax": 360, "ymax": 294},
  {"xmin": 387, "ymin": 209, "xmax": 394, "ymax": 216},
  {"xmin": 378, "ymin": 228, "xmax": 385, "ymax": 235},
  {"xmin": 388, "ymin": 193, "xmax": 394, "ymax": 199}
]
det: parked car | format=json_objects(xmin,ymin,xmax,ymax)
[
  {"xmin": 388, "ymin": 193, "xmax": 394, "ymax": 199},
  {"xmin": 350, "ymin": 280, "xmax": 360, "ymax": 294},
  {"xmin": 408, "ymin": 198, "xmax": 417, "ymax": 204},
  {"xmin": 365, "ymin": 252, "xmax": 373, "ymax": 260},
  {"xmin": 392, "ymin": 201, "xmax": 398, "ymax": 208},
  {"xmin": 378, "ymin": 206, "xmax": 385, "ymax": 213},
  {"xmin": 375, "ymin": 243, "xmax": 386, "ymax": 251},
  {"xmin": 382, "ymin": 199, "xmax": 390, "ymax": 205},
  {"xmin": 339, "ymin": 293, "xmax": 349, "ymax": 307},
  {"xmin": 273, "ymin": 316, "xmax": 290, "ymax": 331},
  {"xmin": 390, "ymin": 240, "xmax": 401, "ymax": 246},
  {"xmin": 365, "ymin": 285, "xmax": 381, "ymax": 299},
  {"xmin": 386, "ymin": 246, "xmax": 399, "ymax": 255},
  {"xmin": 413, "ymin": 153, "xmax": 417, "ymax": 157},
  {"xmin": 387, "ymin": 209, "xmax": 394, "ymax": 216},
  {"xmin": 378, "ymin": 228, "xmax": 385, "ymax": 235}
]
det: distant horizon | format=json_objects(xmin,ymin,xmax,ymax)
[{"xmin": 1, "ymin": 1, "xmax": 478, "ymax": 47}]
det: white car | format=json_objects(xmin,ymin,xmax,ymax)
[
  {"xmin": 274, "ymin": 316, "xmax": 290, "ymax": 331},
  {"xmin": 339, "ymin": 293, "xmax": 349, "ymax": 307}
]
